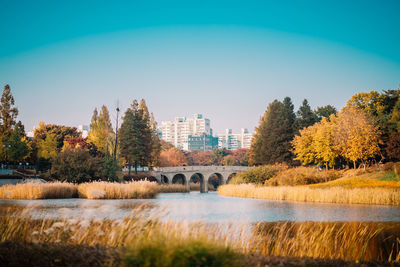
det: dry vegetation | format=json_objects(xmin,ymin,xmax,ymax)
[
  {"xmin": 222, "ymin": 164, "xmax": 400, "ymax": 205},
  {"xmin": 0, "ymin": 181, "xmax": 160, "ymax": 199},
  {"xmin": 158, "ymin": 184, "xmax": 189, "ymax": 193},
  {"xmin": 218, "ymin": 184, "xmax": 400, "ymax": 205},
  {"xmin": 0, "ymin": 206, "xmax": 399, "ymax": 265},
  {"xmin": 78, "ymin": 181, "xmax": 159, "ymax": 199},
  {"xmin": 0, "ymin": 182, "xmax": 77, "ymax": 199}
]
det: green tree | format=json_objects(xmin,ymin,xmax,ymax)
[
  {"xmin": 0, "ymin": 84, "xmax": 19, "ymax": 138},
  {"xmin": 211, "ymin": 148, "xmax": 229, "ymax": 165},
  {"xmin": 138, "ymin": 99, "xmax": 155, "ymax": 166},
  {"xmin": 119, "ymin": 100, "xmax": 148, "ymax": 176},
  {"xmin": 7, "ymin": 129, "xmax": 29, "ymax": 163},
  {"xmin": 88, "ymin": 105, "xmax": 114, "ymax": 155},
  {"xmin": 315, "ymin": 105, "xmax": 337, "ymax": 120},
  {"xmin": 250, "ymin": 97, "xmax": 295, "ymax": 165},
  {"xmin": 102, "ymin": 155, "xmax": 119, "ymax": 181},
  {"xmin": 294, "ymin": 99, "xmax": 318, "ymax": 131}
]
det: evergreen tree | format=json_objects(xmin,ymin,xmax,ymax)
[
  {"xmin": 315, "ymin": 105, "xmax": 337, "ymax": 120},
  {"xmin": 150, "ymin": 112, "xmax": 161, "ymax": 167},
  {"xmin": 250, "ymin": 98, "xmax": 295, "ymax": 165},
  {"xmin": 138, "ymin": 99, "xmax": 154, "ymax": 166},
  {"xmin": 294, "ymin": 99, "xmax": 318, "ymax": 131},
  {"xmin": 119, "ymin": 100, "xmax": 147, "ymax": 176},
  {"xmin": 0, "ymin": 84, "xmax": 18, "ymax": 138}
]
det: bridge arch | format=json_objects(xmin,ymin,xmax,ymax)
[
  {"xmin": 172, "ymin": 173, "xmax": 187, "ymax": 185},
  {"xmin": 161, "ymin": 174, "xmax": 169, "ymax": 184},
  {"xmin": 189, "ymin": 173, "xmax": 205, "ymax": 191},
  {"xmin": 208, "ymin": 173, "xmax": 224, "ymax": 190}
]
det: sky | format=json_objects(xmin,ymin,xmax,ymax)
[{"xmin": 0, "ymin": 0, "xmax": 399, "ymax": 134}]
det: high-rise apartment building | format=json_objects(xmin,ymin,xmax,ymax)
[
  {"xmin": 159, "ymin": 114, "xmax": 212, "ymax": 150},
  {"xmin": 217, "ymin": 128, "xmax": 253, "ymax": 150}
]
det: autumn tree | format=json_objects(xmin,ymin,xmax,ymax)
[
  {"xmin": 88, "ymin": 105, "xmax": 114, "ymax": 155},
  {"xmin": 222, "ymin": 155, "xmax": 236, "ymax": 166},
  {"xmin": 334, "ymin": 108, "xmax": 381, "ymax": 168},
  {"xmin": 33, "ymin": 122, "xmax": 80, "ymax": 150},
  {"xmin": 159, "ymin": 147, "xmax": 188, "ymax": 167},
  {"xmin": 37, "ymin": 134, "xmax": 58, "ymax": 159}
]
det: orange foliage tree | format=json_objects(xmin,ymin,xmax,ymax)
[{"xmin": 159, "ymin": 148, "xmax": 188, "ymax": 167}]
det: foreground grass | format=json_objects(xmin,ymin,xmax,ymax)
[
  {"xmin": 218, "ymin": 184, "xmax": 400, "ymax": 205},
  {"xmin": 1, "ymin": 207, "xmax": 399, "ymax": 265}
]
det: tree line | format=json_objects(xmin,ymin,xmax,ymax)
[
  {"xmin": 0, "ymin": 84, "xmax": 162, "ymax": 182},
  {"xmin": 249, "ymin": 85, "xmax": 400, "ymax": 169}
]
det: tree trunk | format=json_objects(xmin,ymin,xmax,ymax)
[
  {"xmin": 135, "ymin": 161, "xmax": 138, "ymax": 174},
  {"xmin": 353, "ymin": 161, "xmax": 356, "ymax": 169},
  {"xmin": 128, "ymin": 162, "xmax": 131, "ymax": 180}
]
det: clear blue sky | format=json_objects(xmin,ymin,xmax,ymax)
[{"xmin": 0, "ymin": 0, "xmax": 399, "ymax": 133}]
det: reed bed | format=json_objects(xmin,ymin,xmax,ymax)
[
  {"xmin": 158, "ymin": 184, "xmax": 189, "ymax": 193},
  {"xmin": 218, "ymin": 184, "xmax": 400, "ymax": 205},
  {"xmin": 78, "ymin": 181, "xmax": 159, "ymax": 199},
  {"xmin": 252, "ymin": 221, "xmax": 400, "ymax": 262},
  {"xmin": 0, "ymin": 182, "xmax": 77, "ymax": 199},
  {"xmin": 0, "ymin": 207, "xmax": 399, "ymax": 263}
]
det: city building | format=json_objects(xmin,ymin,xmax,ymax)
[
  {"xmin": 77, "ymin": 125, "xmax": 89, "ymax": 138},
  {"xmin": 217, "ymin": 128, "xmax": 253, "ymax": 150},
  {"xmin": 159, "ymin": 114, "xmax": 212, "ymax": 150},
  {"xmin": 187, "ymin": 133, "xmax": 218, "ymax": 151}
]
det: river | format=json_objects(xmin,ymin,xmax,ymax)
[{"xmin": 1, "ymin": 192, "xmax": 400, "ymax": 222}]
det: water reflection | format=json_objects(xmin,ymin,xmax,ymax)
[{"xmin": 0, "ymin": 192, "xmax": 399, "ymax": 222}]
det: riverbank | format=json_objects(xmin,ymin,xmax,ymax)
[
  {"xmin": 1, "ymin": 207, "xmax": 399, "ymax": 266},
  {"xmin": 220, "ymin": 165, "xmax": 400, "ymax": 205},
  {"xmin": 218, "ymin": 183, "xmax": 400, "ymax": 205}
]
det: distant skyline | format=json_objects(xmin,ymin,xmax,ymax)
[{"xmin": 0, "ymin": 0, "xmax": 399, "ymax": 134}]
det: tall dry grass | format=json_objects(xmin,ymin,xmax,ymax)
[
  {"xmin": 252, "ymin": 221, "xmax": 400, "ymax": 262},
  {"xmin": 0, "ymin": 182, "xmax": 77, "ymax": 199},
  {"xmin": 0, "ymin": 207, "xmax": 399, "ymax": 263},
  {"xmin": 190, "ymin": 182, "xmax": 215, "ymax": 191},
  {"xmin": 78, "ymin": 181, "xmax": 159, "ymax": 199},
  {"xmin": 218, "ymin": 184, "xmax": 400, "ymax": 205}
]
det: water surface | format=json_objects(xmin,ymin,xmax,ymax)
[{"xmin": 1, "ymin": 192, "xmax": 399, "ymax": 222}]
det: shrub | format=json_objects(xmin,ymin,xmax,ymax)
[
  {"xmin": 229, "ymin": 165, "xmax": 284, "ymax": 185},
  {"xmin": 51, "ymin": 148, "xmax": 103, "ymax": 183},
  {"xmin": 265, "ymin": 167, "xmax": 340, "ymax": 186},
  {"xmin": 123, "ymin": 235, "xmax": 244, "ymax": 267}
]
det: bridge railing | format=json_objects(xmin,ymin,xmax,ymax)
[{"xmin": 151, "ymin": 166, "xmax": 251, "ymax": 172}]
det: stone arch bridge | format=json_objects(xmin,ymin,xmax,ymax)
[{"xmin": 150, "ymin": 166, "xmax": 251, "ymax": 193}]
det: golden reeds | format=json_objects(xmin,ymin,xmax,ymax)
[
  {"xmin": 218, "ymin": 184, "xmax": 400, "ymax": 205},
  {"xmin": 78, "ymin": 181, "xmax": 159, "ymax": 199},
  {"xmin": 0, "ymin": 182, "xmax": 77, "ymax": 199},
  {"xmin": 1, "ymin": 207, "xmax": 399, "ymax": 263}
]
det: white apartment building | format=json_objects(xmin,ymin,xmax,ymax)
[
  {"xmin": 218, "ymin": 128, "xmax": 253, "ymax": 150},
  {"xmin": 159, "ymin": 114, "xmax": 211, "ymax": 150},
  {"xmin": 78, "ymin": 125, "xmax": 89, "ymax": 138}
]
